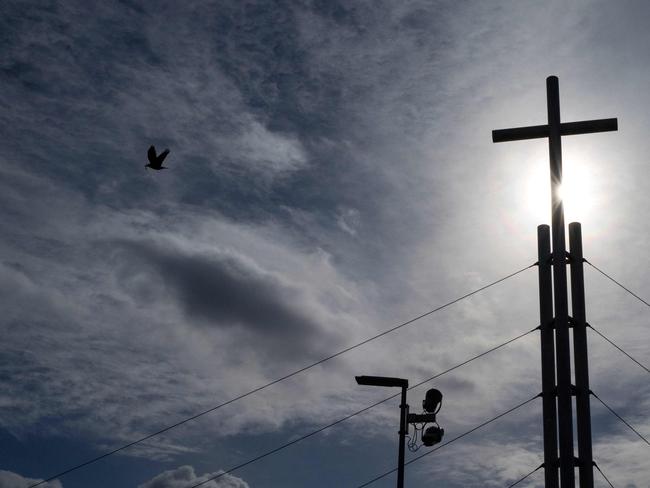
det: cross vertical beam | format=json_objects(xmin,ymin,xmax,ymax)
[
  {"xmin": 546, "ymin": 76, "xmax": 575, "ymax": 488},
  {"xmin": 492, "ymin": 76, "xmax": 617, "ymax": 488}
]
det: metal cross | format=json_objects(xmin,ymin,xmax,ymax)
[{"xmin": 492, "ymin": 76, "xmax": 617, "ymax": 488}]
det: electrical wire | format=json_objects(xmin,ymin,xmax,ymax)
[
  {"xmin": 506, "ymin": 463, "xmax": 543, "ymax": 487},
  {"xmin": 408, "ymin": 327, "xmax": 537, "ymax": 392},
  {"xmin": 593, "ymin": 461, "xmax": 616, "ymax": 488},
  {"xmin": 355, "ymin": 394, "xmax": 540, "ymax": 488},
  {"xmin": 591, "ymin": 391, "xmax": 650, "ymax": 446},
  {"xmin": 586, "ymin": 259, "xmax": 650, "ymax": 308},
  {"xmin": 184, "ymin": 327, "xmax": 537, "ymax": 488},
  {"xmin": 588, "ymin": 323, "xmax": 650, "ymax": 375},
  {"xmin": 28, "ymin": 263, "xmax": 535, "ymax": 488}
]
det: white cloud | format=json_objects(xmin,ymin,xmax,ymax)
[
  {"xmin": 0, "ymin": 471, "xmax": 62, "ymax": 488},
  {"xmin": 138, "ymin": 466, "xmax": 247, "ymax": 488},
  {"xmin": 228, "ymin": 119, "xmax": 307, "ymax": 173},
  {"xmin": 593, "ymin": 434, "xmax": 650, "ymax": 488}
]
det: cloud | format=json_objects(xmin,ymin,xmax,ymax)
[
  {"xmin": 592, "ymin": 434, "xmax": 650, "ymax": 488},
  {"xmin": 336, "ymin": 207, "xmax": 361, "ymax": 236},
  {"xmin": 138, "ymin": 466, "xmax": 247, "ymax": 488},
  {"xmin": 113, "ymin": 236, "xmax": 343, "ymax": 359},
  {"xmin": 227, "ymin": 119, "xmax": 307, "ymax": 174},
  {"xmin": 0, "ymin": 471, "xmax": 62, "ymax": 488},
  {"xmin": 0, "ymin": 177, "xmax": 369, "ymax": 448},
  {"xmin": 1, "ymin": 1, "xmax": 649, "ymax": 486}
]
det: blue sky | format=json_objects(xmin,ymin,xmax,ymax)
[{"xmin": 1, "ymin": 1, "xmax": 649, "ymax": 487}]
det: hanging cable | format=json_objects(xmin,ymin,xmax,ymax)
[
  {"xmin": 593, "ymin": 461, "xmax": 616, "ymax": 488},
  {"xmin": 355, "ymin": 394, "xmax": 539, "ymax": 488},
  {"xmin": 585, "ymin": 260, "xmax": 650, "ymax": 308},
  {"xmin": 591, "ymin": 391, "xmax": 650, "ymax": 446},
  {"xmin": 505, "ymin": 463, "xmax": 543, "ymax": 487},
  {"xmin": 587, "ymin": 323, "xmax": 650, "ymax": 375},
  {"xmin": 28, "ymin": 263, "xmax": 535, "ymax": 488},
  {"xmin": 406, "ymin": 423, "xmax": 424, "ymax": 452},
  {"xmin": 182, "ymin": 328, "xmax": 537, "ymax": 488}
]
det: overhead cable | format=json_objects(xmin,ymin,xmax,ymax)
[
  {"xmin": 591, "ymin": 391, "xmax": 650, "ymax": 446},
  {"xmin": 588, "ymin": 323, "xmax": 650, "ymax": 375},
  {"xmin": 506, "ymin": 463, "xmax": 543, "ymax": 487},
  {"xmin": 355, "ymin": 394, "xmax": 540, "ymax": 488},
  {"xmin": 593, "ymin": 461, "xmax": 616, "ymax": 488},
  {"xmin": 28, "ymin": 262, "xmax": 535, "ymax": 488},
  {"xmin": 586, "ymin": 260, "xmax": 650, "ymax": 308},
  {"xmin": 185, "ymin": 327, "xmax": 537, "ymax": 488}
]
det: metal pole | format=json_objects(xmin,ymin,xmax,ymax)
[
  {"xmin": 538, "ymin": 224, "xmax": 559, "ymax": 488},
  {"xmin": 547, "ymin": 75, "xmax": 575, "ymax": 488},
  {"xmin": 569, "ymin": 222, "xmax": 594, "ymax": 488},
  {"xmin": 397, "ymin": 386, "xmax": 407, "ymax": 488}
]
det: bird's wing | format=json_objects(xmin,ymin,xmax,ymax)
[
  {"xmin": 156, "ymin": 148, "xmax": 170, "ymax": 165},
  {"xmin": 147, "ymin": 145, "xmax": 157, "ymax": 164}
]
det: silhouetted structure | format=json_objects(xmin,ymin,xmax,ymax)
[
  {"xmin": 146, "ymin": 145, "xmax": 170, "ymax": 170},
  {"xmin": 355, "ymin": 376, "xmax": 443, "ymax": 488},
  {"xmin": 492, "ymin": 76, "xmax": 618, "ymax": 488}
]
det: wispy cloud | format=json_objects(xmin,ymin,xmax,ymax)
[{"xmin": 137, "ymin": 465, "xmax": 248, "ymax": 488}]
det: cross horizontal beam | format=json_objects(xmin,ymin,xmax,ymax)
[{"xmin": 492, "ymin": 118, "xmax": 618, "ymax": 143}]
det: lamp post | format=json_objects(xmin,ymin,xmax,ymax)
[
  {"xmin": 355, "ymin": 376, "xmax": 444, "ymax": 487},
  {"xmin": 355, "ymin": 375, "xmax": 409, "ymax": 488}
]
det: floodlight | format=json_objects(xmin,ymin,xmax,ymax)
[
  {"xmin": 421, "ymin": 425, "xmax": 444, "ymax": 446},
  {"xmin": 423, "ymin": 388, "xmax": 443, "ymax": 413}
]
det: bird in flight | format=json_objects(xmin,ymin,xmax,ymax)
[{"xmin": 145, "ymin": 145, "xmax": 170, "ymax": 170}]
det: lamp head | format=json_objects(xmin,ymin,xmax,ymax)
[
  {"xmin": 421, "ymin": 425, "xmax": 444, "ymax": 446},
  {"xmin": 423, "ymin": 388, "xmax": 443, "ymax": 413}
]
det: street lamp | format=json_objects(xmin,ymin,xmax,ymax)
[
  {"xmin": 356, "ymin": 377, "xmax": 444, "ymax": 488},
  {"xmin": 356, "ymin": 376, "xmax": 409, "ymax": 488}
]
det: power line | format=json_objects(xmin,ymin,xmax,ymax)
[
  {"xmin": 593, "ymin": 461, "xmax": 616, "ymax": 488},
  {"xmin": 591, "ymin": 391, "xmax": 650, "ymax": 446},
  {"xmin": 588, "ymin": 323, "xmax": 650, "ymax": 375},
  {"xmin": 28, "ymin": 263, "xmax": 535, "ymax": 488},
  {"xmin": 355, "ymin": 394, "xmax": 540, "ymax": 488},
  {"xmin": 185, "ymin": 327, "xmax": 537, "ymax": 488},
  {"xmin": 586, "ymin": 259, "xmax": 650, "ymax": 308},
  {"xmin": 506, "ymin": 463, "xmax": 543, "ymax": 487}
]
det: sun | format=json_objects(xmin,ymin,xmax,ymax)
[
  {"xmin": 557, "ymin": 157, "xmax": 596, "ymax": 222},
  {"xmin": 524, "ymin": 151, "xmax": 596, "ymax": 224}
]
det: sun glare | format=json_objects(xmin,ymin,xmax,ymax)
[
  {"xmin": 558, "ymin": 160, "xmax": 595, "ymax": 222},
  {"xmin": 524, "ymin": 152, "xmax": 596, "ymax": 224}
]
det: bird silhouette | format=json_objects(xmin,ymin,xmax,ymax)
[{"xmin": 145, "ymin": 145, "xmax": 170, "ymax": 170}]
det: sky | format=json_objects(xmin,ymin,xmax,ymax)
[{"xmin": 1, "ymin": 1, "xmax": 649, "ymax": 487}]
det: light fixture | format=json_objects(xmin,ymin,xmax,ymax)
[
  {"xmin": 421, "ymin": 425, "xmax": 444, "ymax": 446},
  {"xmin": 422, "ymin": 388, "xmax": 443, "ymax": 413},
  {"xmin": 355, "ymin": 375, "xmax": 409, "ymax": 388}
]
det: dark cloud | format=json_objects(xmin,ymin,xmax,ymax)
[{"xmin": 115, "ymin": 239, "xmax": 341, "ymax": 357}]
